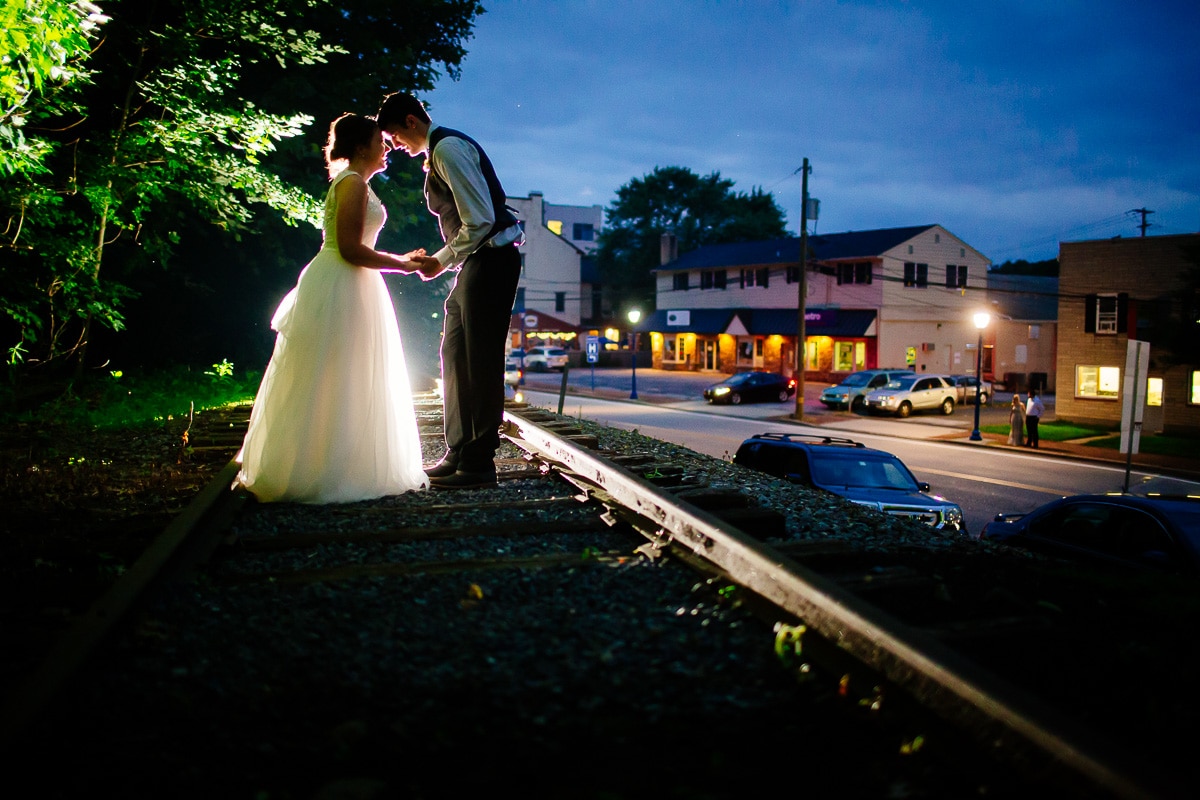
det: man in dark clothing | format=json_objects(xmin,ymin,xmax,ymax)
[{"xmin": 377, "ymin": 93, "xmax": 523, "ymax": 489}]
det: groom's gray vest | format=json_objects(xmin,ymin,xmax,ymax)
[{"xmin": 425, "ymin": 126, "xmax": 518, "ymax": 250}]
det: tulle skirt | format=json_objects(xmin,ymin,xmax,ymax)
[{"xmin": 236, "ymin": 248, "xmax": 427, "ymax": 503}]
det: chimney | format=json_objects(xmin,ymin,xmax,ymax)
[{"xmin": 660, "ymin": 232, "xmax": 678, "ymax": 265}]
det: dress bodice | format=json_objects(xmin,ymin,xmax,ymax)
[{"xmin": 322, "ymin": 169, "xmax": 387, "ymax": 251}]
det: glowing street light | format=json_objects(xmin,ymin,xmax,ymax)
[
  {"xmin": 627, "ymin": 309, "xmax": 642, "ymax": 400},
  {"xmin": 969, "ymin": 311, "xmax": 991, "ymax": 441}
]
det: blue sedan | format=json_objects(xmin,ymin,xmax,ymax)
[{"xmin": 980, "ymin": 493, "xmax": 1200, "ymax": 577}]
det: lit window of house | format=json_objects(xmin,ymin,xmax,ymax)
[{"xmin": 1076, "ymin": 365, "xmax": 1121, "ymax": 399}]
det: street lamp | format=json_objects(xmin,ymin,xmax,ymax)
[
  {"xmin": 969, "ymin": 311, "xmax": 991, "ymax": 441},
  {"xmin": 627, "ymin": 309, "xmax": 641, "ymax": 400}
]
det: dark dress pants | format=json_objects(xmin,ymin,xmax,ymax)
[
  {"xmin": 440, "ymin": 244, "xmax": 522, "ymax": 473},
  {"xmin": 1026, "ymin": 415, "xmax": 1040, "ymax": 448}
]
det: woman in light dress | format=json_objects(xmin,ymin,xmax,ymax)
[
  {"xmin": 1006, "ymin": 393, "xmax": 1026, "ymax": 447},
  {"xmin": 237, "ymin": 114, "xmax": 429, "ymax": 503}
]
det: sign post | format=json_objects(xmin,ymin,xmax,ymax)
[
  {"xmin": 585, "ymin": 336, "xmax": 599, "ymax": 392},
  {"xmin": 1120, "ymin": 339, "xmax": 1150, "ymax": 492}
]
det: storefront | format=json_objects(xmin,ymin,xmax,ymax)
[
  {"xmin": 640, "ymin": 307, "xmax": 878, "ymax": 378},
  {"xmin": 509, "ymin": 311, "xmax": 579, "ymax": 353}
]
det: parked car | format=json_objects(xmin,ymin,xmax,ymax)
[
  {"xmin": 733, "ymin": 433, "xmax": 966, "ymax": 534},
  {"xmin": 819, "ymin": 369, "xmax": 916, "ymax": 411},
  {"xmin": 864, "ymin": 374, "xmax": 957, "ymax": 418},
  {"xmin": 945, "ymin": 374, "xmax": 993, "ymax": 405},
  {"xmin": 523, "ymin": 346, "xmax": 570, "ymax": 372},
  {"xmin": 980, "ymin": 493, "xmax": 1200, "ymax": 577},
  {"xmin": 504, "ymin": 357, "xmax": 523, "ymax": 386},
  {"xmin": 703, "ymin": 371, "xmax": 797, "ymax": 405}
]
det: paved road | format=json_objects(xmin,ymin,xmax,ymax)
[
  {"xmin": 521, "ymin": 366, "xmax": 1038, "ymax": 432},
  {"xmin": 516, "ymin": 367, "xmax": 1200, "ymax": 536}
]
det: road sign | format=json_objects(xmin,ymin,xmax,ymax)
[{"xmin": 585, "ymin": 337, "xmax": 599, "ymax": 364}]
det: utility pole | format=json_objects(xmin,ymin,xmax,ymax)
[
  {"xmin": 1130, "ymin": 207, "xmax": 1154, "ymax": 237},
  {"xmin": 793, "ymin": 158, "xmax": 810, "ymax": 421}
]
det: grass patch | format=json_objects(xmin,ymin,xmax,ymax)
[
  {"xmin": 3, "ymin": 360, "xmax": 260, "ymax": 429},
  {"xmin": 979, "ymin": 421, "xmax": 1111, "ymax": 441},
  {"xmin": 1083, "ymin": 434, "xmax": 1200, "ymax": 459}
]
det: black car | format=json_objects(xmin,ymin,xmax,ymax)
[
  {"xmin": 703, "ymin": 371, "xmax": 796, "ymax": 405},
  {"xmin": 980, "ymin": 493, "xmax": 1200, "ymax": 576},
  {"xmin": 732, "ymin": 432, "xmax": 966, "ymax": 534}
]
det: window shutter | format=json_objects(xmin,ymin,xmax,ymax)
[{"xmin": 1084, "ymin": 294, "xmax": 1097, "ymax": 333}]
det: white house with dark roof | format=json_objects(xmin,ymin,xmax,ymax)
[
  {"xmin": 642, "ymin": 224, "xmax": 993, "ymax": 381},
  {"xmin": 505, "ymin": 192, "xmax": 604, "ymax": 352}
]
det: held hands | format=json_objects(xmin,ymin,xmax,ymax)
[{"xmin": 402, "ymin": 249, "xmax": 445, "ymax": 281}]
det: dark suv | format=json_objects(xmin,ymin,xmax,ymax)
[{"xmin": 733, "ymin": 433, "xmax": 966, "ymax": 534}]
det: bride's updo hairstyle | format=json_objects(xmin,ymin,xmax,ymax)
[{"xmin": 324, "ymin": 113, "xmax": 379, "ymax": 178}]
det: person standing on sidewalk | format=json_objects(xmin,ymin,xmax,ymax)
[
  {"xmin": 1007, "ymin": 394, "xmax": 1026, "ymax": 447},
  {"xmin": 1025, "ymin": 389, "xmax": 1045, "ymax": 449}
]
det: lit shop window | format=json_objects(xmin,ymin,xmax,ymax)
[
  {"xmin": 835, "ymin": 341, "xmax": 866, "ymax": 372},
  {"xmin": 1076, "ymin": 365, "xmax": 1120, "ymax": 399},
  {"xmin": 1190, "ymin": 371, "xmax": 1200, "ymax": 405}
]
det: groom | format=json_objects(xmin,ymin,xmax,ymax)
[{"xmin": 377, "ymin": 92, "xmax": 523, "ymax": 489}]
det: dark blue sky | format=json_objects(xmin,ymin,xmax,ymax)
[{"xmin": 425, "ymin": 0, "xmax": 1199, "ymax": 263}]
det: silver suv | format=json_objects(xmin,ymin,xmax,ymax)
[
  {"xmin": 865, "ymin": 374, "xmax": 956, "ymax": 417},
  {"xmin": 820, "ymin": 369, "xmax": 915, "ymax": 411},
  {"xmin": 523, "ymin": 346, "xmax": 570, "ymax": 372}
]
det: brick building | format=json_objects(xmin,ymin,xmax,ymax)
[{"xmin": 1055, "ymin": 233, "xmax": 1200, "ymax": 434}]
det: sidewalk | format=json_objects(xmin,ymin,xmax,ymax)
[{"xmin": 519, "ymin": 369, "xmax": 1200, "ymax": 481}]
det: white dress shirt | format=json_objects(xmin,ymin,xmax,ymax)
[{"xmin": 425, "ymin": 124, "xmax": 521, "ymax": 269}]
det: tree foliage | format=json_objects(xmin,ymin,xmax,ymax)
[
  {"xmin": 595, "ymin": 166, "xmax": 788, "ymax": 314},
  {"xmin": 1, "ymin": 0, "xmax": 482, "ymax": 376},
  {"xmin": 989, "ymin": 258, "xmax": 1059, "ymax": 277}
]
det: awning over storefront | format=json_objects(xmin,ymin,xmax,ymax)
[
  {"xmin": 639, "ymin": 309, "xmax": 737, "ymax": 334},
  {"xmin": 511, "ymin": 311, "xmax": 580, "ymax": 343},
  {"xmin": 745, "ymin": 308, "xmax": 876, "ymax": 337}
]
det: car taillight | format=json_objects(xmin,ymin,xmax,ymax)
[{"xmin": 788, "ymin": 379, "xmax": 797, "ymax": 388}]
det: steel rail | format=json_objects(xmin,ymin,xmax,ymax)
[
  {"xmin": 0, "ymin": 458, "xmax": 247, "ymax": 748},
  {"xmin": 502, "ymin": 406, "xmax": 1169, "ymax": 800}
]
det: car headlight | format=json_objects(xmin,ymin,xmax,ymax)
[
  {"xmin": 881, "ymin": 396, "xmax": 897, "ymax": 406},
  {"xmin": 713, "ymin": 387, "xmax": 730, "ymax": 396},
  {"xmin": 943, "ymin": 505, "xmax": 964, "ymax": 528}
]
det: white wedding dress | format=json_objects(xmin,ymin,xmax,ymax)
[{"xmin": 236, "ymin": 169, "xmax": 427, "ymax": 503}]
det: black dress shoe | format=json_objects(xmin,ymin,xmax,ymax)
[
  {"xmin": 424, "ymin": 459, "xmax": 459, "ymax": 479},
  {"xmin": 429, "ymin": 470, "xmax": 498, "ymax": 489}
]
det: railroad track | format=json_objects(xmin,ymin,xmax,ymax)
[{"xmin": 2, "ymin": 394, "xmax": 1193, "ymax": 798}]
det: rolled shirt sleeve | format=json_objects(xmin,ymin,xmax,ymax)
[{"xmin": 429, "ymin": 136, "xmax": 496, "ymax": 270}]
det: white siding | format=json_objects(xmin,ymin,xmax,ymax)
[{"xmin": 508, "ymin": 192, "xmax": 603, "ymax": 328}]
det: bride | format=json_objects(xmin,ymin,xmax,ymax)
[{"xmin": 237, "ymin": 113, "xmax": 428, "ymax": 503}]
